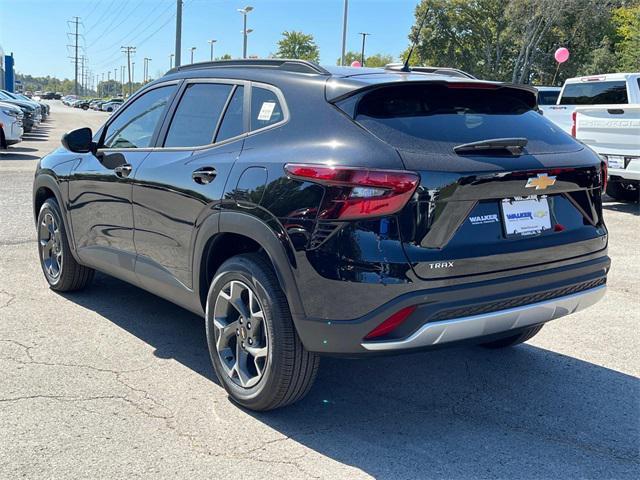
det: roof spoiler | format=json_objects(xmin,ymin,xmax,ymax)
[{"xmin": 166, "ymin": 59, "xmax": 330, "ymax": 76}]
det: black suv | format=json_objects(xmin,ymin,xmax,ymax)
[{"xmin": 33, "ymin": 60, "xmax": 609, "ymax": 410}]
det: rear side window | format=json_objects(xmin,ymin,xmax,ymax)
[
  {"xmin": 251, "ymin": 87, "xmax": 284, "ymax": 131},
  {"xmin": 216, "ymin": 86, "xmax": 244, "ymax": 142},
  {"xmin": 559, "ymin": 81, "xmax": 628, "ymax": 105},
  {"xmin": 537, "ymin": 90, "xmax": 559, "ymax": 105},
  {"xmin": 165, "ymin": 83, "xmax": 233, "ymax": 147},
  {"xmin": 348, "ymin": 84, "xmax": 577, "ymax": 154}
]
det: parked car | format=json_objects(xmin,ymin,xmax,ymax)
[
  {"xmin": 14, "ymin": 92, "xmax": 48, "ymax": 120},
  {"xmin": 0, "ymin": 90, "xmax": 39, "ymax": 132},
  {"xmin": 33, "ymin": 59, "xmax": 609, "ymax": 411},
  {"xmin": 533, "ymin": 86, "xmax": 561, "ymax": 115},
  {"xmin": 544, "ymin": 73, "xmax": 640, "ymax": 133},
  {"xmin": 575, "ymin": 104, "xmax": 639, "ymax": 202},
  {"xmin": 0, "ymin": 101, "xmax": 24, "ymax": 148},
  {"xmin": 89, "ymin": 100, "xmax": 104, "ymax": 110},
  {"xmin": 62, "ymin": 95, "xmax": 79, "ymax": 106},
  {"xmin": 100, "ymin": 98, "xmax": 124, "ymax": 112}
]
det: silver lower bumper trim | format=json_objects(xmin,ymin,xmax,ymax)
[{"xmin": 361, "ymin": 285, "xmax": 606, "ymax": 351}]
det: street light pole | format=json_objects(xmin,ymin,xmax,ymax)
[
  {"xmin": 341, "ymin": 0, "xmax": 348, "ymax": 66},
  {"xmin": 359, "ymin": 32, "xmax": 370, "ymax": 66},
  {"xmin": 208, "ymin": 39, "xmax": 217, "ymax": 61},
  {"xmin": 175, "ymin": 0, "xmax": 182, "ymax": 67},
  {"xmin": 169, "ymin": 53, "xmax": 174, "ymax": 69},
  {"xmin": 190, "ymin": 47, "xmax": 196, "ymax": 64},
  {"xmin": 238, "ymin": 6, "xmax": 253, "ymax": 59}
]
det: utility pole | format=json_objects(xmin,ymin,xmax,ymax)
[
  {"xmin": 80, "ymin": 55, "xmax": 85, "ymax": 96},
  {"xmin": 190, "ymin": 47, "xmax": 196, "ymax": 64},
  {"xmin": 175, "ymin": 0, "xmax": 182, "ymax": 67},
  {"xmin": 120, "ymin": 66, "xmax": 125, "ymax": 94},
  {"xmin": 67, "ymin": 16, "xmax": 81, "ymax": 95},
  {"xmin": 208, "ymin": 39, "xmax": 217, "ymax": 61},
  {"xmin": 121, "ymin": 46, "xmax": 136, "ymax": 96},
  {"xmin": 132, "ymin": 62, "xmax": 135, "ymax": 85},
  {"xmin": 340, "ymin": 0, "xmax": 348, "ymax": 66},
  {"xmin": 107, "ymin": 71, "xmax": 111, "ymax": 96},
  {"xmin": 169, "ymin": 53, "xmax": 174, "ymax": 69},
  {"xmin": 359, "ymin": 32, "xmax": 370, "ymax": 66}
]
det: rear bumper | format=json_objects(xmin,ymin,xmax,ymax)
[
  {"xmin": 295, "ymin": 254, "xmax": 609, "ymax": 355},
  {"xmin": 362, "ymin": 285, "xmax": 605, "ymax": 351}
]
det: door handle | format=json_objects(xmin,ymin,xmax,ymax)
[
  {"xmin": 192, "ymin": 167, "xmax": 217, "ymax": 185},
  {"xmin": 114, "ymin": 164, "xmax": 133, "ymax": 178}
]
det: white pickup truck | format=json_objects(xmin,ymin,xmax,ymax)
[
  {"xmin": 545, "ymin": 73, "xmax": 640, "ymax": 133},
  {"xmin": 575, "ymin": 104, "xmax": 640, "ymax": 202}
]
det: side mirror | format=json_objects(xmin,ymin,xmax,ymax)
[{"xmin": 61, "ymin": 127, "xmax": 95, "ymax": 154}]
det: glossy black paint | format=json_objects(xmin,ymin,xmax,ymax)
[{"xmin": 34, "ymin": 65, "xmax": 609, "ymax": 355}]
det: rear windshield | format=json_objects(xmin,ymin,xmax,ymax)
[
  {"xmin": 559, "ymin": 81, "xmax": 628, "ymax": 105},
  {"xmin": 537, "ymin": 90, "xmax": 560, "ymax": 105},
  {"xmin": 345, "ymin": 84, "xmax": 577, "ymax": 155}
]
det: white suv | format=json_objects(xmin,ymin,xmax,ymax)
[{"xmin": 0, "ymin": 101, "xmax": 24, "ymax": 148}]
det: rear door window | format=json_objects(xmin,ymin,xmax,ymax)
[
  {"xmin": 346, "ymin": 83, "xmax": 578, "ymax": 155},
  {"xmin": 251, "ymin": 87, "xmax": 284, "ymax": 131},
  {"xmin": 559, "ymin": 81, "xmax": 628, "ymax": 105},
  {"xmin": 216, "ymin": 86, "xmax": 244, "ymax": 142},
  {"xmin": 164, "ymin": 83, "xmax": 233, "ymax": 147}
]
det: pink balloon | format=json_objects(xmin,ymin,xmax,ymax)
[
  {"xmin": 554, "ymin": 47, "xmax": 570, "ymax": 64},
  {"xmin": 350, "ymin": 60, "xmax": 362, "ymax": 67}
]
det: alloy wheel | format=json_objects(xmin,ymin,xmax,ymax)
[
  {"xmin": 39, "ymin": 212, "xmax": 63, "ymax": 282},
  {"xmin": 213, "ymin": 280, "xmax": 269, "ymax": 388}
]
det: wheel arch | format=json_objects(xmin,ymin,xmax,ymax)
[
  {"xmin": 193, "ymin": 210, "xmax": 305, "ymax": 319},
  {"xmin": 33, "ymin": 174, "xmax": 80, "ymax": 261}
]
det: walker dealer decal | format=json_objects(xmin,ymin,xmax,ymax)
[
  {"xmin": 468, "ymin": 214, "xmax": 499, "ymax": 225},
  {"xmin": 501, "ymin": 196, "xmax": 551, "ymax": 237}
]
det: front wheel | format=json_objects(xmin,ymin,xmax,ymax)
[
  {"xmin": 206, "ymin": 253, "xmax": 319, "ymax": 411},
  {"xmin": 37, "ymin": 198, "xmax": 94, "ymax": 291}
]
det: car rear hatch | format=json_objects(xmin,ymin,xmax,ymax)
[{"xmin": 333, "ymin": 79, "xmax": 607, "ymax": 281}]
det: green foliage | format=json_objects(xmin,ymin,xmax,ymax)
[
  {"xmin": 220, "ymin": 54, "xmax": 233, "ymax": 60},
  {"xmin": 612, "ymin": 5, "xmax": 640, "ymax": 71},
  {"xmin": 275, "ymin": 31, "xmax": 320, "ymax": 62},
  {"xmin": 337, "ymin": 51, "xmax": 395, "ymax": 67},
  {"xmin": 406, "ymin": 0, "xmax": 638, "ymax": 85}
]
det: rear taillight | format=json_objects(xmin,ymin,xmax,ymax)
[
  {"xmin": 601, "ymin": 160, "xmax": 608, "ymax": 192},
  {"xmin": 364, "ymin": 305, "xmax": 416, "ymax": 340},
  {"xmin": 570, "ymin": 111, "xmax": 577, "ymax": 137},
  {"xmin": 284, "ymin": 164, "xmax": 419, "ymax": 220}
]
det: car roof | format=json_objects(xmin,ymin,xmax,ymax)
[
  {"xmin": 564, "ymin": 72, "xmax": 640, "ymax": 83},
  {"xmin": 533, "ymin": 86, "xmax": 561, "ymax": 91}
]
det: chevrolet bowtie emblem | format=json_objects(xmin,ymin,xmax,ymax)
[{"xmin": 526, "ymin": 174, "xmax": 556, "ymax": 190}]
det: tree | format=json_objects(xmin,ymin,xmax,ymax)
[
  {"xmin": 612, "ymin": 4, "xmax": 640, "ymax": 71},
  {"xmin": 220, "ymin": 54, "xmax": 232, "ymax": 60},
  {"xmin": 336, "ymin": 51, "xmax": 394, "ymax": 67},
  {"xmin": 275, "ymin": 31, "xmax": 320, "ymax": 62}
]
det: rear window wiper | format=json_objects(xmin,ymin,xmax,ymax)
[{"xmin": 453, "ymin": 137, "xmax": 528, "ymax": 155}]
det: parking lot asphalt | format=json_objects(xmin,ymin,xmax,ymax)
[{"xmin": 0, "ymin": 101, "xmax": 638, "ymax": 479}]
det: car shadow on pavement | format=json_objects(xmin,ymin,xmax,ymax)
[
  {"xmin": 60, "ymin": 272, "xmax": 638, "ymax": 478},
  {"xmin": 0, "ymin": 150, "xmax": 41, "ymax": 160},
  {"xmin": 603, "ymin": 200, "xmax": 639, "ymax": 215}
]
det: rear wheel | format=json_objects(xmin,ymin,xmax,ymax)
[
  {"xmin": 606, "ymin": 180, "xmax": 639, "ymax": 203},
  {"xmin": 37, "ymin": 198, "xmax": 94, "ymax": 291},
  {"xmin": 206, "ymin": 253, "xmax": 319, "ymax": 411},
  {"xmin": 480, "ymin": 325, "xmax": 544, "ymax": 349},
  {"xmin": 0, "ymin": 126, "xmax": 6, "ymax": 149}
]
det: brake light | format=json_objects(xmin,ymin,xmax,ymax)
[
  {"xmin": 601, "ymin": 160, "xmax": 608, "ymax": 192},
  {"xmin": 364, "ymin": 305, "xmax": 416, "ymax": 340},
  {"xmin": 284, "ymin": 164, "xmax": 419, "ymax": 220},
  {"xmin": 570, "ymin": 111, "xmax": 577, "ymax": 137}
]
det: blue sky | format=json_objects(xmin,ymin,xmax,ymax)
[{"xmin": 0, "ymin": 0, "xmax": 417, "ymax": 81}]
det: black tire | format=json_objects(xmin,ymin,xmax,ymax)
[
  {"xmin": 480, "ymin": 324, "xmax": 544, "ymax": 349},
  {"xmin": 205, "ymin": 253, "xmax": 319, "ymax": 411},
  {"xmin": 37, "ymin": 198, "xmax": 94, "ymax": 291},
  {"xmin": 606, "ymin": 180, "xmax": 639, "ymax": 203},
  {"xmin": 0, "ymin": 127, "xmax": 6, "ymax": 149}
]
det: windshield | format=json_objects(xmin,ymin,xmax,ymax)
[
  {"xmin": 537, "ymin": 90, "xmax": 560, "ymax": 105},
  {"xmin": 347, "ymin": 84, "xmax": 578, "ymax": 155}
]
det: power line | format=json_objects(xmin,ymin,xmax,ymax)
[
  {"xmin": 84, "ymin": 0, "xmax": 105, "ymax": 22},
  {"xmin": 67, "ymin": 16, "xmax": 82, "ymax": 95},
  {"xmin": 122, "ymin": 46, "xmax": 136, "ymax": 96},
  {"xmin": 86, "ymin": 0, "xmax": 119, "ymax": 32}
]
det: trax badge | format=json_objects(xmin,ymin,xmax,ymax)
[
  {"xmin": 428, "ymin": 261, "xmax": 454, "ymax": 269},
  {"xmin": 526, "ymin": 174, "xmax": 556, "ymax": 190}
]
